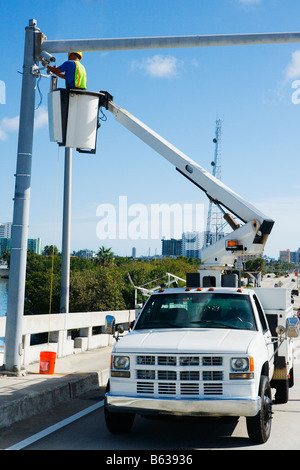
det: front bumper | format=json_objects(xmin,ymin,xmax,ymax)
[{"xmin": 105, "ymin": 394, "xmax": 261, "ymax": 417}]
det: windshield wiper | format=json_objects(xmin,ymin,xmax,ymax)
[
  {"xmin": 191, "ymin": 320, "xmax": 239, "ymax": 329},
  {"xmin": 136, "ymin": 322, "xmax": 181, "ymax": 329}
]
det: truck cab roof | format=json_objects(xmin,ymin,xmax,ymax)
[{"xmin": 151, "ymin": 287, "xmax": 252, "ymax": 295}]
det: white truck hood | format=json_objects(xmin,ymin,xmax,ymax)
[{"xmin": 114, "ymin": 328, "xmax": 258, "ymax": 355}]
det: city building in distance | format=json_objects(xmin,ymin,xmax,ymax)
[
  {"xmin": 0, "ymin": 222, "xmax": 42, "ymax": 256},
  {"xmin": 162, "ymin": 232, "xmax": 201, "ymax": 259}
]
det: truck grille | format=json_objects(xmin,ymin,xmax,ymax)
[{"xmin": 135, "ymin": 354, "xmax": 224, "ymax": 397}]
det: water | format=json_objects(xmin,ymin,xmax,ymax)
[
  {"xmin": 0, "ymin": 278, "xmax": 8, "ymax": 350},
  {"xmin": 0, "ymin": 277, "xmax": 8, "ymax": 317}
]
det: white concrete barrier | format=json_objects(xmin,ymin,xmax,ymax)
[{"xmin": 0, "ymin": 309, "xmax": 138, "ymax": 367}]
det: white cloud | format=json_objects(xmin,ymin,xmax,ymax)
[
  {"xmin": 0, "ymin": 127, "xmax": 6, "ymax": 140},
  {"xmin": 34, "ymin": 106, "xmax": 48, "ymax": 130},
  {"xmin": 0, "ymin": 115, "xmax": 19, "ymax": 140},
  {"xmin": 284, "ymin": 50, "xmax": 300, "ymax": 82},
  {"xmin": 0, "ymin": 106, "xmax": 48, "ymax": 140},
  {"xmin": 2, "ymin": 115, "xmax": 19, "ymax": 132},
  {"xmin": 131, "ymin": 55, "xmax": 184, "ymax": 78}
]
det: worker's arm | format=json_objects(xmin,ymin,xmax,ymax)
[{"xmin": 46, "ymin": 65, "xmax": 65, "ymax": 79}]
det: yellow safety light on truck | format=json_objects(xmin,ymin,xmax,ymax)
[{"xmin": 225, "ymin": 240, "xmax": 243, "ymax": 251}]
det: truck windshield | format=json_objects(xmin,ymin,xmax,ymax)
[{"xmin": 134, "ymin": 293, "xmax": 257, "ymax": 331}]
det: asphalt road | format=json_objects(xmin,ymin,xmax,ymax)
[
  {"xmin": 261, "ymin": 272, "xmax": 299, "ymax": 291},
  {"xmin": 4, "ymin": 355, "xmax": 300, "ymax": 451}
]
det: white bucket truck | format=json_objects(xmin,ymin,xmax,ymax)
[
  {"xmin": 71, "ymin": 92, "xmax": 298, "ymax": 444},
  {"xmin": 105, "ymin": 284, "xmax": 297, "ymax": 443}
]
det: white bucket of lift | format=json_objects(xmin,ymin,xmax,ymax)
[{"xmin": 48, "ymin": 88, "xmax": 101, "ymax": 153}]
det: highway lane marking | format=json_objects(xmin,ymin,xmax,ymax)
[{"xmin": 5, "ymin": 400, "xmax": 104, "ymax": 450}]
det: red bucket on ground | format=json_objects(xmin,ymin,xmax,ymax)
[{"xmin": 39, "ymin": 351, "xmax": 56, "ymax": 374}]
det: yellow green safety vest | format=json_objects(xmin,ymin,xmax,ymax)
[{"xmin": 73, "ymin": 60, "xmax": 87, "ymax": 89}]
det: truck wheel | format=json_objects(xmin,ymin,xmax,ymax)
[
  {"xmin": 104, "ymin": 405, "xmax": 135, "ymax": 434},
  {"xmin": 274, "ymin": 379, "xmax": 289, "ymax": 404},
  {"xmin": 104, "ymin": 380, "xmax": 135, "ymax": 434},
  {"xmin": 246, "ymin": 376, "xmax": 272, "ymax": 444},
  {"xmin": 289, "ymin": 367, "xmax": 294, "ymax": 388}
]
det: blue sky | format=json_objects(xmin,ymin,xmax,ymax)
[{"xmin": 1, "ymin": 0, "xmax": 300, "ymax": 258}]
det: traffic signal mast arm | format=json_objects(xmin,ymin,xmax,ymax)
[{"xmin": 104, "ymin": 97, "xmax": 274, "ymax": 268}]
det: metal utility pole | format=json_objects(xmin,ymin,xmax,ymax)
[
  {"xmin": 4, "ymin": 19, "xmax": 39, "ymax": 372},
  {"xmin": 60, "ymin": 148, "xmax": 72, "ymax": 313},
  {"xmin": 41, "ymin": 31, "xmax": 300, "ymax": 53}
]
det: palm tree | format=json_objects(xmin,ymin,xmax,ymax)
[
  {"xmin": 96, "ymin": 246, "xmax": 115, "ymax": 266},
  {"xmin": 43, "ymin": 245, "xmax": 59, "ymax": 256}
]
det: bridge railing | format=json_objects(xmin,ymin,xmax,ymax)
[{"xmin": 0, "ymin": 309, "xmax": 138, "ymax": 367}]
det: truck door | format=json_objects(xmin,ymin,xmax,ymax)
[{"xmin": 253, "ymin": 294, "xmax": 275, "ymax": 377}]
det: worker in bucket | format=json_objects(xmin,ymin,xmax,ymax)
[{"xmin": 46, "ymin": 51, "xmax": 87, "ymax": 90}]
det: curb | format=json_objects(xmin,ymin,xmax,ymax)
[{"xmin": 0, "ymin": 369, "xmax": 109, "ymax": 429}]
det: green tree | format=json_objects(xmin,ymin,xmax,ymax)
[
  {"xmin": 2, "ymin": 249, "xmax": 10, "ymax": 267},
  {"xmin": 117, "ymin": 256, "xmax": 200, "ymax": 308},
  {"xmin": 245, "ymin": 257, "xmax": 265, "ymax": 273},
  {"xmin": 24, "ymin": 251, "xmax": 202, "ymax": 314},
  {"xmin": 24, "ymin": 251, "xmax": 61, "ymax": 314},
  {"xmin": 69, "ymin": 265, "xmax": 125, "ymax": 312},
  {"xmin": 96, "ymin": 246, "xmax": 115, "ymax": 267},
  {"xmin": 43, "ymin": 245, "xmax": 59, "ymax": 256}
]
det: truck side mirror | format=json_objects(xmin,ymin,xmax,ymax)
[
  {"xmin": 105, "ymin": 315, "xmax": 116, "ymax": 335},
  {"xmin": 276, "ymin": 325, "xmax": 286, "ymax": 336},
  {"xmin": 276, "ymin": 318, "xmax": 300, "ymax": 338},
  {"xmin": 286, "ymin": 317, "xmax": 300, "ymax": 338}
]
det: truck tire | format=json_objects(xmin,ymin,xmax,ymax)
[
  {"xmin": 246, "ymin": 375, "xmax": 272, "ymax": 444},
  {"xmin": 289, "ymin": 367, "xmax": 294, "ymax": 388},
  {"xmin": 104, "ymin": 405, "xmax": 135, "ymax": 434},
  {"xmin": 104, "ymin": 381, "xmax": 135, "ymax": 434}
]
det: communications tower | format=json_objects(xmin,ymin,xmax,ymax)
[{"xmin": 204, "ymin": 119, "xmax": 225, "ymax": 247}]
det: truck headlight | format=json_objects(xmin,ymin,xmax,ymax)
[
  {"xmin": 113, "ymin": 356, "xmax": 130, "ymax": 370},
  {"xmin": 230, "ymin": 357, "xmax": 254, "ymax": 379},
  {"xmin": 231, "ymin": 357, "xmax": 249, "ymax": 371}
]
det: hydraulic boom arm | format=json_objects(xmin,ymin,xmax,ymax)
[{"xmin": 101, "ymin": 93, "xmax": 274, "ymax": 268}]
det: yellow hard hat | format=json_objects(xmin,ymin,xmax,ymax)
[{"xmin": 68, "ymin": 51, "xmax": 83, "ymax": 60}]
